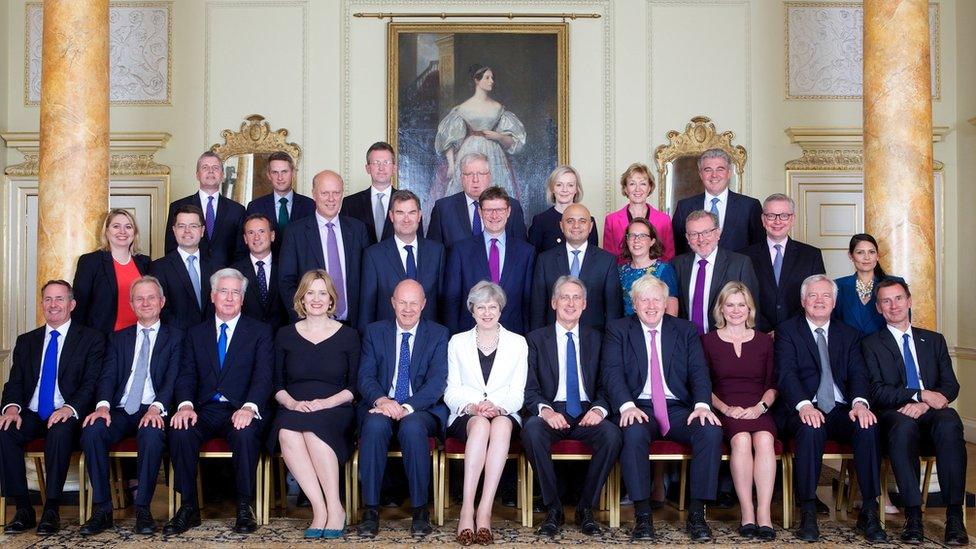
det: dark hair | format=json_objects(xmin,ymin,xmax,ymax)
[
  {"xmin": 243, "ymin": 213, "xmax": 273, "ymax": 233},
  {"xmin": 478, "ymin": 186, "xmax": 510, "ymax": 207},
  {"xmin": 468, "ymin": 63, "xmax": 491, "ymax": 82},
  {"xmin": 875, "ymin": 278, "xmax": 910, "ymax": 299},
  {"xmin": 620, "ymin": 218, "xmax": 663, "ymax": 262},
  {"xmin": 266, "ymin": 151, "xmax": 295, "ymax": 170},
  {"xmin": 848, "ymin": 233, "xmax": 888, "ymax": 281},
  {"xmin": 173, "ymin": 204, "xmax": 205, "ymax": 226},
  {"xmin": 366, "ymin": 141, "xmax": 396, "ymax": 163},
  {"xmin": 390, "ymin": 189, "xmax": 421, "ymax": 210},
  {"xmin": 41, "ymin": 279, "xmax": 73, "ymax": 299}
]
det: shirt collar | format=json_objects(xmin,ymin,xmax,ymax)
[
  {"xmin": 638, "ymin": 318, "xmax": 662, "ymax": 333},
  {"xmin": 394, "ymin": 234, "xmax": 417, "ymax": 248},
  {"xmin": 136, "ymin": 319, "xmax": 162, "ymax": 332},
  {"xmin": 555, "ymin": 322, "xmax": 580, "ymax": 339},
  {"xmin": 767, "ymin": 236, "xmax": 789, "ymax": 248},
  {"xmin": 887, "ymin": 323, "xmax": 913, "ymax": 341},
  {"xmin": 176, "ymin": 247, "xmax": 200, "ymax": 262},
  {"xmin": 316, "ymin": 212, "xmax": 339, "ymax": 227},
  {"xmin": 45, "ymin": 320, "xmax": 71, "ymax": 337},
  {"xmin": 566, "ymin": 241, "xmax": 589, "ymax": 254},
  {"xmin": 273, "ymin": 189, "xmax": 294, "ymax": 203},
  {"xmin": 806, "ymin": 317, "xmax": 830, "ymax": 335},
  {"xmin": 250, "ymin": 253, "xmax": 272, "ymax": 267},
  {"xmin": 705, "ymin": 187, "xmax": 730, "ymax": 203},
  {"xmin": 198, "ymin": 189, "xmax": 220, "ymax": 202},
  {"xmin": 396, "ymin": 321, "xmax": 419, "ymax": 338},
  {"xmin": 215, "ymin": 314, "xmax": 242, "ymax": 332},
  {"xmin": 485, "ymin": 230, "xmax": 506, "ymax": 244},
  {"xmin": 370, "ymin": 185, "xmax": 392, "ymax": 199},
  {"xmin": 697, "ymin": 246, "xmax": 719, "ymax": 264}
]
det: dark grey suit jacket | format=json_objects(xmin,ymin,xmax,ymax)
[{"xmin": 671, "ymin": 248, "xmax": 759, "ymax": 331}]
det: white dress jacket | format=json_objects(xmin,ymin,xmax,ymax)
[{"xmin": 444, "ymin": 325, "xmax": 529, "ymax": 427}]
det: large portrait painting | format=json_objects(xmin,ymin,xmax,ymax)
[{"xmin": 387, "ymin": 23, "xmax": 568, "ymax": 223}]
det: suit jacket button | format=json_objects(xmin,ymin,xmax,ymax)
[{"xmin": 483, "ymin": 392, "xmax": 488, "ymax": 398}]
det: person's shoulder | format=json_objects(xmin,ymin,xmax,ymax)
[
  {"xmin": 219, "ymin": 194, "xmax": 246, "ymax": 212},
  {"xmin": 337, "ymin": 323, "xmax": 361, "ymax": 342},
  {"xmin": 339, "ymin": 214, "xmax": 368, "ymax": 232},
  {"xmin": 246, "ymin": 193, "xmax": 271, "ymax": 210},
  {"xmin": 729, "ymin": 190, "xmax": 761, "ymax": 205},
  {"xmin": 76, "ymin": 249, "xmax": 106, "ymax": 266},
  {"xmin": 418, "ymin": 319, "xmax": 449, "ymax": 339},
  {"xmin": 675, "ymin": 193, "xmax": 705, "ymax": 209},
  {"xmin": 435, "ymin": 192, "xmax": 464, "ymax": 207},
  {"xmin": 170, "ymin": 193, "xmax": 197, "ymax": 208},
  {"xmin": 342, "ymin": 187, "xmax": 371, "ymax": 203},
  {"xmin": 663, "ymin": 314, "xmax": 697, "ymax": 335}
]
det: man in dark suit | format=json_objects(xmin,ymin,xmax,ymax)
[
  {"xmin": 165, "ymin": 151, "xmax": 246, "ymax": 267},
  {"xmin": 427, "ymin": 152, "xmax": 527, "ymax": 249},
  {"xmin": 672, "ymin": 210, "xmax": 760, "ymax": 335},
  {"xmin": 164, "ymin": 268, "xmax": 273, "ymax": 536},
  {"xmin": 151, "ymin": 205, "xmax": 216, "ymax": 330},
  {"xmin": 671, "ymin": 148, "xmax": 763, "ymax": 255},
  {"xmin": 442, "ymin": 186, "xmax": 535, "ymax": 334},
  {"xmin": 742, "ymin": 194, "xmax": 826, "ymax": 332},
  {"xmin": 523, "ymin": 275, "xmax": 621, "ymax": 538},
  {"xmin": 78, "ymin": 276, "xmax": 182, "ymax": 535},
  {"xmin": 359, "ymin": 190, "xmax": 445, "ymax": 332},
  {"xmin": 278, "ymin": 170, "xmax": 369, "ymax": 327},
  {"xmin": 244, "ymin": 151, "xmax": 315, "ymax": 253},
  {"xmin": 341, "ymin": 141, "xmax": 397, "ymax": 245},
  {"xmin": 0, "ymin": 280, "xmax": 105, "ymax": 535},
  {"xmin": 862, "ymin": 279, "xmax": 967, "ymax": 545},
  {"xmin": 356, "ymin": 280, "xmax": 449, "ymax": 538},
  {"xmin": 231, "ymin": 214, "xmax": 289, "ymax": 332},
  {"xmin": 602, "ymin": 275, "xmax": 722, "ymax": 541},
  {"xmin": 530, "ymin": 204, "xmax": 622, "ymax": 332},
  {"xmin": 775, "ymin": 274, "xmax": 886, "ymax": 543}
]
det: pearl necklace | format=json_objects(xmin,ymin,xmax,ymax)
[
  {"xmin": 855, "ymin": 277, "xmax": 874, "ymax": 300},
  {"xmin": 476, "ymin": 327, "xmax": 499, "ymax": 354}
]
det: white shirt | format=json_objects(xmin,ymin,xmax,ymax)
[
  {"xmin": 386, "ymin": 323, "xmax": 419, "ymax": 410},
  {"xmin": 316, "ymin": 212, "xmax": 349, "ymax": 320},
  {"xmin": 176, "ymin": 314, "xmax": 261, "ymax": 417},
  {"xmin": 273, "ymin": 190, "xmax": 295, "ymax": 216},
  {"xmin": 767, "ymin": 236, "xmax": 789, "ymax": 266},
  {"xmin": 394, "ymin": 235, "xmax": 419, "ymax": 272},
  {"xmin": 96, "ymin": 320, "xmax": 165, "ymax": 415},
  {"xmin": 619, "ymin": 319, "xmax": 709, "ymax": 413},
  {"xmin": 687, "ymin": 247, "xmax": 719, "ymax": 333},
  {"xmin": 703, "ymin": 187, "xmax": 730, "ymax": 227},
  {"xmin": 483, "ymin": 230, "xmax": 506, "ymax": 275},
  {"xmin": 886, "ymin": 324, "xmax": 925, "ymax": 396},
  {"xmin": 176, "ymin": 247, "xmax": 202, "ymax": 284},
  {"xmin": 565, "ymin": 241, "xmax": 588, "ymax": 271},
  {"xmin": 795, "ymin": 318, "xmax": 869, "ymax": 411},
  {"xmin": 538, "ymin": 323, "xmax": 608, "ymax": 418},
  {"xmin": 198, "ymin": 189, "xmax": 220, "ymax": 217},
  {"xmin": 17, "ymin": 321, "xmax": 76, "ymax": 417},
  {"xmin": 250, "ymin": 253, "xmax": 272, "ymax": 281}
]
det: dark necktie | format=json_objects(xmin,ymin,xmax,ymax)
[
  {"xmin": 472, "ymin": 202, "xmax": 482, "ymax": 235},
  {"xmin": 394, "ymin": 332, "xmax": 411, "ymax": 403},
  {"xmin": 38, "ymin": 329, "xmax": 60, "ymax": 420},
  {"xmin": 692, "ymin": 258, "xmax": 708, "ymax": 335},
  {"xmin": 488, "ymin": 238, "xmax": 501, "ymax": 283},
  {"xmin": 205, "ymin": 196, "xmax": 215, "ymax": 239},
  {"xmin": 256, "ymin": 260, "xmax": 270, "ymax": 307},
  {"xmin": 404, "ymin": 244, "xmax": 417, "ymax": 280},
  {"xmin": 278, "ymin": 197, "xmax": 289, "ymax": 229},
  {"xmin": 902, "ymin": 333, "xmax": 921, "ymax": 390},
  {"xmin": 564, "ymin": 331, "xmax": 582, "ymax": 418}
]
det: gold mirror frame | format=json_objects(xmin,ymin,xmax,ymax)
[{"xmin": 210, "ymin": 115, "xmax": 302, "ymax": 205}]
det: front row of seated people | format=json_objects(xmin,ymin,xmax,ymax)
[{"xmin": 0, "ymin": 269, "xmax": 967, "ymax": 545}]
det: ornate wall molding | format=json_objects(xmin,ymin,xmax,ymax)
[
  {"xmin": 1, "ymin": 132, "xmax": 172, "ymax": 176},
  {"xmin": 784, "ymin": 126, "xmax": 949, "ymax": 170},
  {"xmin": 951, "ymin": 346, "xmax": 976, "ymax": 361}
]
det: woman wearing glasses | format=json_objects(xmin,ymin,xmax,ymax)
[{"xmin": 618, "ymin": 218, "xmax": 679, "ymax": 316}]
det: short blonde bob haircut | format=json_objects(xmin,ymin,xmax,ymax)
[
  {"xmin": 99, "ymin": 209, "xmax": 141, "ymax": 254},
  {"xmin": 293, "ymin": 269, "xmax": 338, "ymax": 319},
  {"xmin": 618, "ymin": 163, "xmax": 656, "ymax": 198},
  {"xmin": 711, "ymin": 281, "xmax": 757, "ymax": 329},
  {"xmin": 545, "ymin": 165, "xmax": 584, "ymax": 204}
]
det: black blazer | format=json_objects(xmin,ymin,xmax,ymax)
[
  {"xmin": 671, "ymin": 248, "xmax": 760, "ymax": 331},
  {"xmin": 230, "ymin": 256, "xmax": 290, "ymax": 333},
  {"xmin": 862, "ymin": 326, "xmax": 959, "ymax": 410},
  {"xmin": 341, "ymin": 188, "xmax": 395, "ymax": 246},
  {"xmin": 150, "ymin": 251, "xmax": 216, "ymax": 331},
  {"xmin": 175, "ymin": 315, "xmax": 274, "ymax": 411},
  {"xmin": 524, "ymin": 324, "xmax": 609, "ymax": 415},
  {"xmin": 245, "ymin": 191, "xmax": 315, "ymax": 231},
  {"xmin": 742, "ymin": 238, "xmax": 826, "ymax": 332},
  {"xmin": 72, "ymin": 250, "xmax": 152, "ymax": 334},
  {"xmin": 601, "ymin": 314, "xmax": 711, "ymax": 411},
  {"xmin": 529, "ymin": 245, "xmax": 622, "ymax": 332},
  {"xmin": 1, "ymin": 322, "xmax": 105, "ymax": 416},
  {"xmin": 277, "ymin": 214, "xmax": 369, "ymax": 327},
  {"xmin": 358, "ymin": 237, "xmax": 445, "ymax": 332},
  {"xmin": 165, "ymin": 193, "xmax": 247, "ymax": 268},
  {"xmin": 774, "ymin": 314, "xmax": 869, "ymax": 411},
  {"xmin": 95, "ymin": 323, "xmax": 183, "ymax": 413},
  {"xmin": 671, "ymin": 191, "xmax": 763, "ymax": 255},
  {"xmin": 426, "ymin": 192, "xmax": 527, "ymax": 249}
]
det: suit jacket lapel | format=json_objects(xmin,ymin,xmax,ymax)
[
  {"xmin": 880, "ymin": 329, "xmax": 906, "ymax": 385},
  {"xmin": 798, "ymin": 319, "xmax": 823, "ymax": 373},
  {"xmin": 121, "ymin": 327, "xmax": 137, "ymax": 390},
  {"xmin": 677, "ymin": 255, "xmax": 693, "ymax": 302},
  {"xmin": 454, "ymin": 195, "xmax": 472, "ymax": 235},
  {"xmin": 385, "ymin": 322, "xmax": 397, "ymax": 390},
  {"xmin": 101, "ymin": 252, "xmax": 119, "ymax": 301},
  {"xmin": 827, "ymin": 322, "xmax": 844, "ymax": 384},
  {"xmin": 709, "ymin": 250, "xmax": 730, "ymax": 302},
  {"xmin": 544, "ymin": 328, "xmax": 560, "ymax": 392},
  {"xmin": 499, "ymin": 237, "xmax": 517, "ymax": 286},
  {"xmin": 660, "ymin": 319, "xmax": 678, "ymax": 389},
  {"xmin": 913, "ymin": 331, "xmax": 936, "ymax": 388},
  {"xmin": 149, "ymin": 325, "xmax": 168, "ymax": 389},
  {"xmin": 29, "ymin": 329, "xmax": 44, "ymax": 387},
  {"xmin": 384, "ymin": 240, "xmax": 407, "ymax": 278},
  {"xmin": 306, "ymin": 219, "xmax": 326, "ymax": 269},
  {"xmin": 409, "ymin": 322, "xmax": 427, "ymax": 387},
  {"xmin": 779, "ymin": 239, "xmax": 798, "ymax": 289},
  {"xmin": 628, "ymin": 318, "xmax": 649, "ymax": 390},
  {"xmin": 57, "ymin": 324, "xmax": 82, "ymax": 382},
  {"xmin": 206, "ymin": 321, "xmax": 222, "ymax": 378},
  {"xmin": 754, "ymin": 243, "xmax": 776, "ymax": 288}
]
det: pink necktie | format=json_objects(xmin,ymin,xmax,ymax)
[
  {"xmin": 488, "ymin": 238, "xmax": 500, "ymax": 283},
  {"xmin": 648, "ymin": 329, "xmax": 670, "ymax": 436}
]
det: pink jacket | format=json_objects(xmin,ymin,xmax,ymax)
[{"xmin": 602, "ymin": 204, "xmax": 675, "ymax": 263}]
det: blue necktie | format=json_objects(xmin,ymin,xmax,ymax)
[
  {"xmin": 205, "ymin": 196, "xmax": 216, "ymax": 239},
  {"xmin": 710, "ymin": 197, "xmax": 720, "ymax": 226},
  {"xmin": 564, "ymin": 331, "xmax": 582, "ymax": 419},
  {"xmin": 256, "ymin": 260, "xmax": 269, "ymax": 307},
  {"xmin": 213, "ymin": 323, "xmax": 228, "ymax": 402},
  {"xmin": 404, "ymin": 245, "xmax": 417, "ymax": 280},
  {"xmin": 394, "ymin": 332, "xmax": 412, "ymax": 403},
  {"xmin": 773, "ymin": 244, "xmax": 783, "ymax": 285},
  {"xmin": 186, "ymin": 255, "xmax": 202, "ymax": 309},
  {"xmin": 903, "ymin": 333, "xmax": 921, "ymax": 390},
  {"xmin": 570, "ymin": 250, "xmax": 581, "ymax": 278},
  {"xmin": 471, "ymin": 202, "xmax": 482, "ymax": 235},
  {"xmin": 38, "ymin": 329, "xmax": 60, "ymax": 420}
]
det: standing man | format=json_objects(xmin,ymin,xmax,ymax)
[
  {"xmin": 863, "ymin": 279, "xmax": 968, "ymax": 545},
  {"xmin": 359, "ymin": 189, "xmax": 445, "ymax": 332},
  {"xmin": 278, "ymin": 170, "xmax": 368, "ymax": 327},
  {"xmin": 742, "ymin": 194, "xmax": 825, "ymax": 332},
  {"xmin": 342, "ymin": 142, "xmax": 398, "ymax": 245},
  {"xmin": 671, "ymin": 148, "xmax": 763, "ymax": 255},
  {"xmin": 244, "ymin": 151, "xmax": 315, "ymax": 247},
  {"xmin": 165, "ymin": 151, "xmax": 246, "ymax": 268},
  {"xmin": 776, "ymin": 274, "xmax": 886, "ymax": 543},
  {"xmin": 0, "ymin": 281, "xmax": 105, "ymax": 535},
  {"xmin": 164, "ymin": 269, "xmax": 273, "ymax": 536},
  {"xmin": 231, "ymin": 214, "xmax": 290, "ymax": 333},
  {"xmin": 529, "ymin": 204, "xmax": 622, "ymax": 332},
  {"xmin": 78, "ymin": 276, "xmax": 182, "ymax": 535},
  {"xmin": 427, "ymin": 152, "xmax": 527, "ymax": 249},
  {"xmin": 151, "ymin": 204, "xmax": 216, "ymax": 330}
]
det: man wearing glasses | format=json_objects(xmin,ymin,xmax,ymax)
[
  {"xmin": 150, "ymin": 204, "xmax": 216, "ymax": 330},
  {"xmin": 342, "ymin": 142, "xmax": 399, "ymax": 245},
  {"xmin": 742, "ymin": 194, "xmax": 826, "ymax": 333}
]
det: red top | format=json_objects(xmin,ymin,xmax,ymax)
[{"xmin": 112, "ymin": 258, "xmax": 141, "ymax": 331}]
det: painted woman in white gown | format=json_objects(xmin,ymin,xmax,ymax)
[{"xmin": 435, "ymin": 64, "xmax": 527, "ymax": 200}]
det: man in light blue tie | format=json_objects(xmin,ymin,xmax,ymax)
[
  {"xmin": 151, "ymin": 205, "xmax": 217, "ymax": 330},
  {"xmin": 356, "ymin": 279, "xmax": 449, "ymax": 538}
]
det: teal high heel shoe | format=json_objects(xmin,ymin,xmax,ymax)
[
  {"xmin": 322, "ymin": 519, "xmax": 346, "ymax": 539},
  {"xmin": 303, "ymin": 527, "xmax": 324, "ymax": 538}
]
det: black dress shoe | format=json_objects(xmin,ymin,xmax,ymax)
[
  {"xmin": 738, "ymin": 522, "xmax": 757, "ymax": 538},
  {"xmin": 357, "ymin": 508, "xmax": 379, "ymax": 537},
  {"xmin": 899, "ymin": 513, "xmax": 924, "ymax": 544},
  {"xmin": 79, "ymin": 509, "xmax": 114, "ymax": 536},
  {"xmin": 410, "ymin": 507, "xmax": 432, "ymax": 537},
  {"xmin": 756, "ymin": 525, "xmax": 776, "ymax": 541},
  {"xmin": 945, "ymin": 515, "xmax": 969, "ymax": 546},
  {"xmin": 134, "ymin": 506, "xmax": 156, "ymax": 534},
  {"xmin": 36, "ymin": 508, "xmax": 60, "ymax": 535},
  {"xmin": 233, "ymin": 503, "xmax": 257, "ymax": 534},
  {"xmin": 686, "ymin": 509, "xmax": 712, "ymax": 541},
  {"xmin": 163, "ymin": 504, "xmax": 201, "ymax": 535},
  {"xmin": 795, "ymin": 509, "xmax": 820, "ymax": 542},
  {"xmin": 3, "ymin": 508, "xmax": 36, "ymax": 534},
  {"xmin": 855, "ymin": 507, "xmax": 888, "ymax": 543},
  {"xmin": 576, "ymin": 506, "xmax": 601, "ymax": 536},
  {"xmin": 537, "ymin": 506, "xmax": 564, "ymax": 537},
  {"xmin": 631, "ymin": 511, "xmax": 656, "ymax": 541}
]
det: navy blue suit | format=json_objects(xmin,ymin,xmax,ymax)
[
  {"xmin": 671, "ymin": 248, "xmax": 760, "ymax": 332},
  {"xmin": 671, "ymin": 191, "xmax": 763, "ymax": 255},
  {"xmin": 341, "ymin": 188, "xmax": 395, "ymax": 246},
  {"xmin": 742, "ymin": 238, "xmax": 826, "ymax": 332},
  {"xmin": 358, "ymin": 237, "xmax": 445, "ymax": 332},
  {"xmin": 442, "ymin": 233, "xmax": 535, "ymax": 335},
  {"xmin": 775, "ymin": 315, "xmax": 880, "ymax": 503},
  {"xmin": 72, "ymin": 250, "xmax": 152, "ymax": 334},
  {"xmin": 165, "ymin": 194, "xmax": 247, "ymax": 268},
  {"xmin": 529, "ymin": 244, "xmax": 622, "ymax": 332},
  {"xmin": 169, "ymin": 315, "xmax": 274, "ymax": 503},
  {"xmin": 150, "ymin": 251, "xmax": 216, "ymax": 331},
  {"xmin": 245, "ymin": 191, "xmax": 315, "ymax": 255},
  {"xmin": 426, "ymin": 192, "xmax": 527, "ymax": 249},
  {"xmin": 81, "ymin": 323, "xmax": 183, "ymax": 509},
  {"xmin": 357, "ymin": 319, "xmax": 449, "ymax": 507},
  {"xmin": 231, "ymin": 256, "xmax": 290, "ymax": 334}
]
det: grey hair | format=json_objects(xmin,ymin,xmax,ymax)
[
  {"xmin": 129, "ymin": 275, "xmax": 165, "ymax": 301},
  {"xmin": 466, "ymin": 280, "xmax": 507, "ymax": 313},
  {"xmin": 209, "ymin": 267, "xmax": 249, "ymax": 294},
  {"xmin": 685, "ymin": 209, "xmax": 719, "ymax": 229},
  {"xmin": 763, "ymin": 193, "xmax": 796, "ymax": 214},
  {"xmin": 459, "ymin": 152, "xmax": 489, "ymax": 172},
  {"xmin": 629, "ymin": 273, "xmax": 670, "ymax": 303},
  {"xmin": 800, "ymin": 274, "xmax": 838, "ymax": 301},
  {"xmin": 697, "ymin": 148, "xmax": 732, "ymax": 170},
  {"xmin": 552, "ymin": 275, "xmax": 587, "ymax": 301}
]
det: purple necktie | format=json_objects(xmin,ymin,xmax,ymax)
[
  {"xmin": 692, "ymin": 258, "xmax": 708, "ymax": 335},
  {"xmin": 205, "ymin": 195, "xmax": 215, "ymax": 239},
  {"xmin": 325, "ymin": 222, "xmax": 347, "ymax": 318},
  {"xmin": 488, "ymin": 238, "xmax": 500, "ymax": 283},
  {"xmin": 648, "ymin": 329, "xmax": 670, "ymax": 435}
]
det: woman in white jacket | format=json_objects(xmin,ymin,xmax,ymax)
[{"xmin": 444, "ymin": 281, "xmax": 528, "ymax": 545}]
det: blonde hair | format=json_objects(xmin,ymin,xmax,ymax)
[
  {"xmin": 711, "ymin": 281, "xmax": 757, "ymax": 329},
  {"xmin": 619, "ymin": 163, "xmax": 655, "ymax": 198},
  {"xmin": 629, "ymin": 273, "xmax": 669, "ymax": 304},
  {"xmin": 99, "ymin": 209, "xmax": 141, "ymax": 254},
  {"xmin": 293, "ymin": 269, "xmax": 338, "ymax": 318},
  {"xmin": 545, "ymin": 165, "xmax": 583, "ymax": 204}
]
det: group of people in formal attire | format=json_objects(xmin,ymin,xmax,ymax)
[{"xmin": 0, "ymin": 143, "xmax": 967, "ymax": 546}]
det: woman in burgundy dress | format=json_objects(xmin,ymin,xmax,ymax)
[{"xmin": 703, "ymin": 281, "xmax": 777, "ymax": 541}]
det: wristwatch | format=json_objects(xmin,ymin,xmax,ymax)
[{"xmin": 759, "ymin": 401, "xmax": 769, "ymax": 413}]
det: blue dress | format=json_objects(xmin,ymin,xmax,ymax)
[
  {"xmin": 619, "ymin": 261, "xmax": 678, "ymax": 315},
  {"xmin": 833, "ymin": 274, "xmax": 905, "ymax": 335}
]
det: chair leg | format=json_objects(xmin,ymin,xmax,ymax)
[
  {"xmin": 880, "ymin": 459, "xmax": 889, "ymax": 530},
  {"xmin": 265, "ymin": 456, "xmax": 272, "ymax": 525},
  {"xmin": 781, "ymin": 456, "xmax": 790, "ymax": 529},
  {"xmin": 195, "ymin": 463, "xmax": 203, "ymax": 509},
  {"xmin": 437, "ymin": 453, "xmax": 446, "ymax": 527},
  {"xmin": 34, "ymin": 457, "xmax": 47, "ymax": 504},
  {"xmin": 609, "ymin": 462, "xmax": 621, "ymax": 528},
  {"xmin": 524, "ymin": 461, "xmax": 534, "ymax": 528},
  {"xmin": 430, "ymin": 449, "xmax": 441, "ymax": 523},
  {"xmin": 277, "ymin": 457, "xmax": 287, "ymax": 512},
  {"xmin": 0, "ymin": 495, "xmax": 6, "ymax": 526},
  {"xmin": 678, "ymin": 460, "xmax": 688, "ymax": 512},
  {"xmin": 343, "ymin": 460, "xmax": 353, "ymax": 525},
  {"xmin": 515, "ymin": 455, "xmax": 522, "ymax": 511},
  {"xmin": 921, "ymin": 459, "xmax": 934, "ymax": 512},
  {"xmin": 168, "ymin": 460, "xmax": 176, "ymax": 518},
  {"xmin": 350, "ymin": 450, "xmax": 359, "ymax": 524},
  {"xmin": 78, "ymin": 454, "xmax": 86, "ymax": 525}
]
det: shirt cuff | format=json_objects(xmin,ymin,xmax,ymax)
[
  {"xmin": 95, "ymin": 400, "xmax": 112, "ymax": 411},
  {"xmin": 64, "ymin": 405, "xmax": 78, "ymax": 419},
  {"xmin": 912, "ymin": 391, "xmax": 921, "ymax": 402},
  {"xmin": 402, "ymin": 404, "xmax": 414, "ymax": 415},
  {"xmin": 592, "ymin": 406, "xmax": 608, "ymax": 418},
  {"xmin": 151, "ymin": 402, "xmax": 167, "ymax": 416},
  {"xmin": 2, "ymin": 403, "xmax": 21, "ymax": 414},
  {"xmin": 242, "ymin": 402, "xmax": 261, "ymax": 420},
  {"xmin": 694, "ymin": 402, "xmax": 710, "ymax": 411},
  {"xmin": 795, "ymin": 399, "xmax": 813, "ymax": 412},
  {"xmin": 538, "ymin": 404, "xmax": 553, "ymax": 415},
  {"xmin": 177, "ymin": 400, "xmax": 194, "ymax": 411},
  {"xmin": 619, "ymin": 401, "xmax": 636, "ymax": 413},
  {"xmin": 852, "ymin": 397, "xmax": 870, "ymax": 409}
]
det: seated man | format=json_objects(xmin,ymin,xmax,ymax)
[
  {"xmin": 79, "ymin": 276, "xmax": 183, "ymax": 535},
  {"xmin": 0, "ymin": 280, "xmax": 105, "ymax": 535},
  {"xmin": 356, "ymin": 279, "xmax": 449, "ymax": 538},
  {"xmin": 523, "ymin": 275, "xmax": 621, "ymax": 537},
  {"xmin": 863, "ymin": 279, "xmax": 968, "ymax": 545},
  {"xmin": 165, "ymin": 268, "xmax": 273, "ymax": 536},
  {"xmin": 775, "ymin": 274, "xmax": 886, "ymax": 542},
  {"xmin": 602, "ymin": 275, "xmax": 722, "ymax": 542}
]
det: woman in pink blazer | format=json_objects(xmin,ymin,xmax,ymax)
[{"xmin": 602, "ymin": 163, "xmax": 675, "ymax": 263}]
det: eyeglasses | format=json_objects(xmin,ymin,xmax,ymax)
[
  {"xmin": 762, "ymin": 213, "xmax": 794, "ymax": 221},
  {"xmin": 481, "ymin": 207, "xmax": 508, "ymax": 216},
  {"xmin": 461, "ymin": 171, "xmax": 490, "ymax": 178},
  {"xmin": 556, "ymin": 294, "xmax": 584, "ymax": 303},
  {"xmin": 626, "ymin": 233, "xmax": 652, "ymax": 242},
  {"xmin": 215, "ymin": 288, "xmax": 243, "ymax": 298},
  {"xmin": 686, "ymin": 227, "xmax": 718, "ymax": 240},
  {"xmin": 175, "ymin": 223, "xmax": 202, "ymax": 231},
  {"xmin": 367, "ymin": 160, "xmax": 394, "ymax": 167}
]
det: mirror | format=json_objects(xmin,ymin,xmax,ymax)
[{"xmin": 210, "ymin": 115, "xmax": 302, "ymax": 205}]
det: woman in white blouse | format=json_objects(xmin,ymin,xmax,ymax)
[{"xmin": 444, "ymin": 281, "xmax": 528, "ymax": 546}]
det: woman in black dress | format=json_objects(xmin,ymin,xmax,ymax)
[
  {"xmin": 527, "ymin": 165, "xmax": 598, "ymax": 253},
  {"xmin": 271, "ymin": 269, "xmax": 359, "ymax": 538}
]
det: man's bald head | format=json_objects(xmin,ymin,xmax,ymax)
[
  {"xmin": 560, "ymin": 203, "xmax": 593, "ymax": 248},
  {"xmin": 311, "ymin": 170, "xmax": 344, "ymax": 218},
  {"xmin": 391, "ymin": 278, "xmax": 426, "ymax": 330}
]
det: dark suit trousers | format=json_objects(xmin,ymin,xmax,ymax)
[
  {"xmin": 521, "ymin": 402, "xmax": 622, "ymax": 509},
  {"xmin": 80, "ymin": 405, "xmax": 166, "ymax": 508},
  {"xmin": 619, "ymin": 400, "xmax": 722, "ymax": 502},
  {"xmin": 786, "ymin": 405, "xmax": 881, "ymax": 502},
  {"xmin": 359, "ymin": 410, "xmax": 438, "ymax": 507},
  {"xmin": 168, "ymin": 402, "xmax": 264, "ymax": 503},
  {"xmin": 0, "ymin": 409, "xmax": 78, "ymax": 503},
  {"xmin": 880, "ymin": 407, "xmax": 966, "ymax": 507}
]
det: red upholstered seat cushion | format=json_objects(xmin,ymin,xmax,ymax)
[
  {"xmin": 649, "ymin": 440, "xmax": 692, "ymax": 455},
  {"xmin": 200, "ymin": 438, "xmax": 231, "ymax": 453},
  {"xmin": 550, "ymin": 439, "xmax": 594, "ymax": 455},
  {"xmin": 786, "ymin": 439, "xmax": 852, "ymax": 455},
  {"xmin": 110, "ymin": 437, "xmax": 138, "ymax": 453},
  {"xmin": 25, "ymin": 439, "xmax": 45, "ymax": 453}
]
